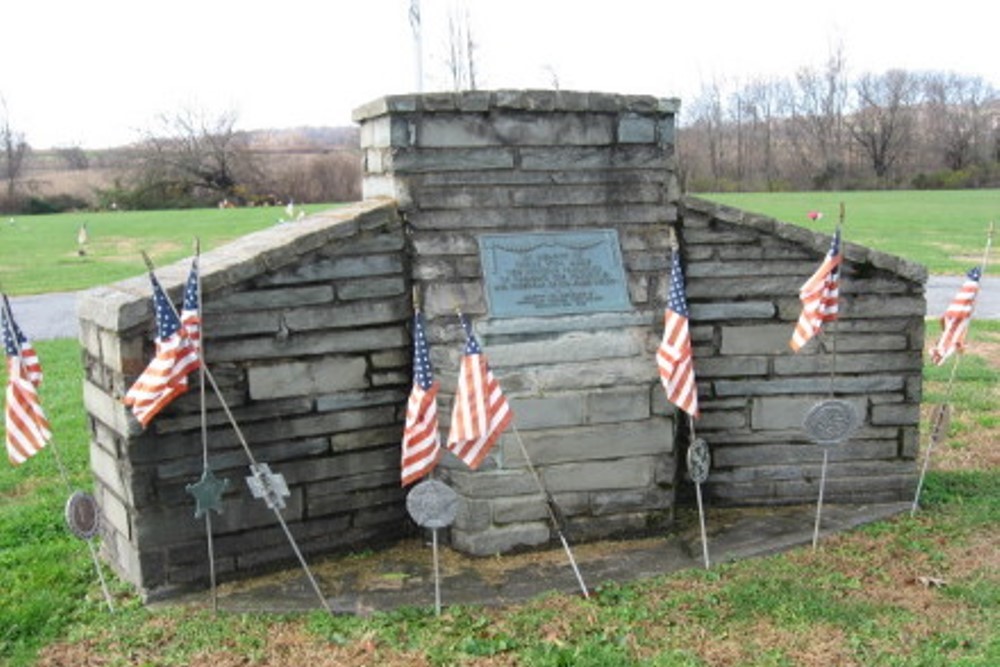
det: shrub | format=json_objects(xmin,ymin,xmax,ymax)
[{"xmin": 24, "ymin": 194, "xmax": 91, "ymax": 214}]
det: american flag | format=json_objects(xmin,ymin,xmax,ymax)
[
  {"xmin": 656, "ymin": 250, "xmax": 699, "ymax": 418},
  {"xmin": 401, "ymin": 310, "xmax": 441, "ymax": 486},
  {"xmin": 930, "ymin": 266, "xmax": 981, "ymax": 365},
  {"xmin": 123, "ymin": 259, "xmax": 202, "ymax": 427},
  {"xmin": 2, "ymin": 295, "xmax": 41, "ymax": 386},
  {"xmin": 790, "ymin": 229, "xmax": 842, "ymax": 352},
  {"xmin": 446, "ymin": 314, "xmax": 512, "ymax": 470},
  {"xmin": 180, "ymin": 256, "xmax": 201, "ymax": 347},
  {"xmin": 3, "ymin": 303, "xmax": 50, "ymax": 465}
]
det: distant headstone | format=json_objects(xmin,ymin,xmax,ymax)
[{"xmin": 479, "ymin": 230, "xmax": 631, "ymax": 318}]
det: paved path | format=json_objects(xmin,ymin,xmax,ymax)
[{"xmin": 7, "ymin": 277, "xmax": 1000, "ymax": 341}]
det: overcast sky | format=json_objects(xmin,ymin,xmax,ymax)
[{"xmin": 3, "ymin": 0, "xmax": 997, "ymax": 149}]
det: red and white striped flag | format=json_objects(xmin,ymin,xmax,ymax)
[
  {"xmin": 2, "ymin": 296, "xmax": 41, "ymax": 386},
  {"xmin": 657, "ymin": 250, "xmax": 699, "ymax": 418},
  {"xmin": 401, "ymin": 310, "xmax": 441, "ymax": 485},
  {"xmin": 790, "ymin": 229, "xmax": 842, "ymax": 352},
  {"xmin": 123, "ymin": 259, "xmax": 202, "ymax": 427},
  {"xmin": 446, "ymin": 314, "xmax": 512, "ymax": 470},
  {"xmin": 930, "ymin": 266, "xmax": 981, "ymax": 365},
  {"xmin": 3, "ymin": 303, "xmax": 50, "ymax": 465}
]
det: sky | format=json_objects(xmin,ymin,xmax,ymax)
[{"xmin": 2, "ymin": 0, "xmax": 997, "ymax": 149}]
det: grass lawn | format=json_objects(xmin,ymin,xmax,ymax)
[
  {"xmin": 0, "ymin": 191, "xmax": 997, "ymax": 297},
  {"xmin": 0, "ymin": 204, "xmax": 338, "ymax": 296},
  {"xmin": 702, "ymin": 190, "xmax": 1000, "ymax": 275},
  {"xmin": 1, "ymin": 322, "xmax": 997, "ymax": 666}
]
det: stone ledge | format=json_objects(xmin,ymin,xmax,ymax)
[
  {"xmin": 353, "ymin": 90, "xmax": 680, "ymax": 122},
  {"xmin": 681, "ymin": 195, "xmax": 928, "ymax": 284},
  {"xmin": 76, "ymin": 199, "xmax": 400, "ymax": 333}
]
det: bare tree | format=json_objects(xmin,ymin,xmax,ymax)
[
  {"xmin": 922, "ymin": 72, "xmax": 996, "ymax": 170},
  {"xmin": 56, "ymin": 145, "xmax": 90, "ymax": 171},
  {"xmin": 786, "ymin": 45, "xmax": 849, "ymax": 188},
  {"xmin": 0, "ymin": 97, "xmax": 30, "ymax": 212},
  {"xmin": 131, "ymin": 108, "xmax": 260, "ymax": 208},
  {"xmin": 848, "ymin": 69, "xmax": 920, "ymax": 182},
  {"xmin": 686, "ymin": 80, "xmax": 728, "ymax": 190},
  {"xmin": 445, "ymin": 2, "xmax": 477, "ymax": 91}
]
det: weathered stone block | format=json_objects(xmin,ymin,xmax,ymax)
[
  {"xmin": 451, "ymin": 522, "xmax": 550, "ymax": 556},
  {"xmin": 503, "ymin": 418, "xmax": 673, "ymax": 467},
  {"xmin": 751, "ymin": 396, "xmax": 868, "ymax": 431},
  {"xmin": 248, "ymin": 357, "xmax": 368, "ymax": 400},
  {"xmin": 492, "ymin": 495, "xmax": 548, "ymax": 524},
  {"xmin": 618, "ymin": 113, "xmax": 657, "ymax": 143},
  {"xmin": 541, "ymin": 457, "xmax": 658, "ymax": 493},
  {"xmin": 871, "ymin": 403, "xmax": 920, "ymax": 426},
  {"xmin": 721, "ymin": 324, "xmax": 796, "ymax": 355}
]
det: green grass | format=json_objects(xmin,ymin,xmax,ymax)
[
  {"xmin": 0, "ymin": 339, "xmax": 110, "ymax": 665},
  {"xmin": 1, "ymin": 198, "xmax": 997, "ymax": 664},
  {"xmin": 703, "ymin": 190, "xmax": 1000, "ymax": 275},
  {"xmin": 1, "ymin": 333, "xmax": 996, "ymax": 666},
  {"xmin": 0, "ymin": 204, "xmax": 338, "ymax": 295}
]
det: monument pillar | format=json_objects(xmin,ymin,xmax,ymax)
[{"xmin": 354, "ymin": 91, "xmax": 683, "ymax": 555}]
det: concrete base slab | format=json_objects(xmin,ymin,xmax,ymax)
[{"xmin": 159, "ymin": 502, "xmax": 910, "ymax": 615}]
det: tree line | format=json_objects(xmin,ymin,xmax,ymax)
[
  {"xmin": 0, "ymin": 104, "xmax": 362, "ymax": 215},
  {"xmin": 678, "ymin": 51, "xmax": 999, "ymax": 192}
]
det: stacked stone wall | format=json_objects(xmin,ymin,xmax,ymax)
[
  {"xmin": 679, "ymin": 197, "xmax": 925, "ymax": 505},
  {"xmin": 79, "ymin": 201, "xmax": 413, "ymax": 596},
  {"xmin": 80, "ymin": 90, "xmax": 926, "ymax": 596}
]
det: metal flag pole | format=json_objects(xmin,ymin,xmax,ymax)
[
  {"xmin": 140, "ymin": 252, "xmax": 333, "ymax": 615},
  {"xmin": 1, "ymin": 293, "xmax": 115, "ymax": 612},
  {"xmin": 911, "ymin": 221, "xmax": 994, "ymax": 516},
  {"xmin": 191, "ymin": 240, "xmax": 221, "ymax": 614},
  {"xmin": 510, "ymin": 424, "xmax": 590, "ymax": 598},
  {"xmin": 812, "ymin": 203, "xmax": 845, "ymax": 550}
]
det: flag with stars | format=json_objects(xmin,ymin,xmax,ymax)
[
  {"xmin": 446, "ymin": 314, "xmax": 512, "ymax": 470},
  {"xmin": 401, "ymin": 310, "xmax": 441, "ymax": 486},
  {"xmin": 930, "ymin": 266, "xmax": 981, "ymax": 365},
  {"xmin": 657, "ymin": 250, "xmax": 699, "ymax": 418},
  {"xmin": 123, "ymin": 259, "xmax": 202, "ymax": 427},
  {"xmin": 790, "ymin": 229, "xmax": 842, "ymax": 352},
  {"xmin": 2, "ymin": 295, "xmax": 41, "ymax": 386},
  {"xmin": 3, "ymin": 302, "xmax": 50, "ymax": 465},
  {"xmin": 180, "ymin": 256, "xmax": 201, "ymax": 348}
]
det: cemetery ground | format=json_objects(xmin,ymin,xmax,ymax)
[
  {"xmin": 1, "ymin": 321, "xmax": 996, "ymax": 667},
  {"xmin": 1, "ymin": 193, "xmax": 997, "ymax": 665}
]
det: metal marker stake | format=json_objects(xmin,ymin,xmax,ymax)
[
  {"xmin": 2, "ymin": 294, "xmax": 115, "ymax": 612},
  {"xmin": 191, "ymin": 241, "xmax": 220, "ymax": 614},
  {"xmin": 141, "ymin": 253, "xmax": 332, "ymax": 615},
  {"xmin": 511, "ymin": 424, "xmax": 590, "ymax": 598},
  {"xmin": 432, "ymin": 528, "xmax": 441, "ymax": 616},
  {"xmin": 912, "ymin": 221, "xmax": 994, "ymax": 515},
  {"xmin": 911, "ymin": 404, "xmax": 951, "ymax": 517},
  {"xmin": 688, "ymin": 418, "xmax": 710, "ymax": 569},
  {"xmin": 694, "ymin": 481, "xmax": 710, "ymax": 569},
  {"xmin": 812, "ymin": 210, "xmax": 845, "ymax": 550},
  {"xmin": 812, "ymin": 448, "xmax": 829, "ymax": 549}
]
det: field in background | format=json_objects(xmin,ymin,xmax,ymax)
[
  {"xmin": 0, "ymin": 204, "xmax": 337, "ymax": 295},
  {"xmin": 1, "ymin": 190, "xmax": 997, "ymax": 297},
  {"xmin": 703, "ymin": 190, "xmax": 1000, "ymax": 275}
]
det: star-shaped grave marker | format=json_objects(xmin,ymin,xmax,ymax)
[{"xmin": 186, "ymin": 468, "xmax": 231, "ymax": 519}]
